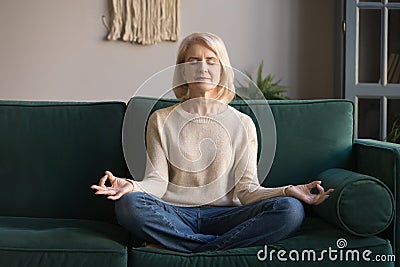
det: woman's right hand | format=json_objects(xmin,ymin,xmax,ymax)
[{"xmin": 90, "ymin": 171, "xmax": 134, "ymax": 200}]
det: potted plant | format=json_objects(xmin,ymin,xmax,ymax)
[
  {"xmin": 235, "ymin": 61, "xmax": 289, "ymax": 100},
  {"xmin": 387, "ymin": 116, "xmax": 400, "ymax": 143}
]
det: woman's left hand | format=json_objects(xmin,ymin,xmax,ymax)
[{"xmin": 285, "ymin": 181, "xmax": 334, "ymax": 205}]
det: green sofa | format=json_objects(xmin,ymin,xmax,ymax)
[{"xmin": 0, "ymin": 96, "xmax": 397, "ymax": 267}]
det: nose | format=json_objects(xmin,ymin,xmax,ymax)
[{"xmin": 198, "ymin": 61, "xmax": 208, "ymax": 73}]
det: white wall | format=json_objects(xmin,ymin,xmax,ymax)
[{"xmin": 0, "ymin": 0, "xmax": 336, "ymax": 102}]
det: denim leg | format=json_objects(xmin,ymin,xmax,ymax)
[
  {"xmin": 114, "ymin": 192, "xmax": 217, "ymax": 253},
  {"xmin": 195, "ymin": 197, "xmax": 305, "ymax": 252}
]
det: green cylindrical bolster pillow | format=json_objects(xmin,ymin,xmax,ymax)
[{"xmin": 313, "ymin": 168, "xmax": 394, "ymax": 237}]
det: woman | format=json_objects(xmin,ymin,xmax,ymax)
[{"xmin": 91, "ymin": 32, "xmax": 333, "ymax": 253}]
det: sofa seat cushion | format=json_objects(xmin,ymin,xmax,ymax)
[
  {"xmin": 128, "ymin": 217, "xmax": 394, "ymax": 267},
  {"xmin": 0, "ymin": 216, "xmax": 129, "ymax": 267}
]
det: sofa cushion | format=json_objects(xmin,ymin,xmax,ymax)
[
  {"xmin": 0, "ymin": 216, "xmax": 129, "ymax": 267},
  {"xmin": 313, "ymin": 168, "xmax": 394, "ymax": 236},
  {"xmin": 128, "ymin": 217, "xmax": 394, "ymax": 267},
  {"xmin": 264, "ymin": 100, "xmax": 354, "ymax": 187},
  {"xmin": 0, "ymin": 101, "xmax": 127, "ymax": 223}
]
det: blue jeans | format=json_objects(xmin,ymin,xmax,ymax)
[{"xmin": 115, "ymin": 192, "xmax": 304, "ymax": 253}]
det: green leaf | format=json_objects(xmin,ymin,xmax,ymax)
[{"xmin": 235, "ymin": 61, "xmax": 289, "ymax": 100}]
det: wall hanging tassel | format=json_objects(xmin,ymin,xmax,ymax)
[
  {"xmin": 122, "ymin": 0, "xmax": 133, "ymax": 42},
  {"xmin": 107, "ymin": 0, "xmax": 124, "ymax": 40},
  {"xmin": 107, "ymin": 0, "xmax": 179, "ymax": 45}
]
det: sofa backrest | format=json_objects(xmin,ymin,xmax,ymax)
[
  {"xmin": 0, "ymin": 101, "xmax": 127, "ymax": 223},
  {"xmin": 124, "ymin": 97, "xmax": 354, "ymax": 187},
  {"xmin": 264, "ymin": 99, "xmax": 354, "ymax": 186}
]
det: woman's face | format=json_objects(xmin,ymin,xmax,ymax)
[{"xmin": 182, "ymin": 44, "xmax": 221, "ymax": 97}]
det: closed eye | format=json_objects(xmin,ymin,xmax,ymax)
[{"xmin": 186, "ymin": 57, "xmax": 219, "ymax": 65}]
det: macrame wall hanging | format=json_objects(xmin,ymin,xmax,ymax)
[{"xmin": 106, "ymin": 0, "xmax": 180, "ymax": 45}]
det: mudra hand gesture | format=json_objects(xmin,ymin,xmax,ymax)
[
  {"xmin": 90, "ymin": 171, "xmax": 133, "ymax": 200},
  {"xmin": 285, "ymin": 181, "xmax": 334, "ymax": 205}
]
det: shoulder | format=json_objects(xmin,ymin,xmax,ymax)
[
  {"xmin": 147, "ymin": 104, "xmax": 179, "ymax": 124},
  {"xmin": 231, "ymin": 107, "xmax": 257, "ymax": 138},
  {"xmin": 229, "ymin": 107, "xmax": 256, "ymax": 129}
]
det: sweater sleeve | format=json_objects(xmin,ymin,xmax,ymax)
[
  {"xmin": 131, "ymin": 111, "xmax": 169, "ymax": 198},
  {"xmin": 233, "ymin": 116, "xmax": 291, "ymax": 205}
]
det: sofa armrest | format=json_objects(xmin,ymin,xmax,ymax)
[
  {"xmin": 354, "ymin": 139, "xmax": 400, "ymax": 192},
  {"xmin": 353, "ymin": 139, "xmax": 400, "ymax": 254}
]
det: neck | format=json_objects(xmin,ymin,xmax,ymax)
[
  {"xmin": 188, "ymin": 89, "xmax": 219, "ymax": 99},
  {"xmin": 181, "ymin": 97, "xmax": 227, "ymax": 116}
]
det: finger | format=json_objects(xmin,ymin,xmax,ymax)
[
  {"xmin": 91, "ymin": 185, "xmax": 105, "ymax": 191},
  {"xmin": 307, "ymin": 180, "xmax": 321, "ymax": 189},
  {"xmin": 105, "ymin": 171, "xmax": 117, "ymax": 183},
  {"xmin": 108, "ymin": 186, "xmax": 133, "ymax": 200},
  {"xmin": 98, "ymin": 174, "xmax": 109, "ymax": 187},
  {"xmin": 108, "ymin": 192, "xmax": 124, "ymax": 200},
  {"xmin": 325, "ymin": 188, "xmax": 334, "ymax": 194},
  {"xmin": 95, "ymin": 188, "xmax": 117, "ymax": 196},
  {"xmin": 314, "ymin": 189, "xmax": 335, "ymax": 205},
  {"xmin": 313, "ymin": 194, "xmax": 330, "ymax": 205},
  {"xmin": 318, "ymin": 188, "xmax": 334, "ymax": 197},
  {"xmin": 316, "ymin": 184, "xmax": 325, "ymax": 194},
  {"xmin": 91, "ymin": 185, "xmax": 115, "ymax": 192}
]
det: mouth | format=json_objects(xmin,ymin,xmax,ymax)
[{"xmin": 193, "ymin": 77, "xmax": 211, "ymax": 82}]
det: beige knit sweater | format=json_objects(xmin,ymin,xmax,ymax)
[{"xmin": 131, "ymin": 103, "xmax": 288, "ymax": 206}]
